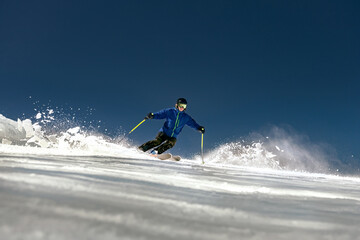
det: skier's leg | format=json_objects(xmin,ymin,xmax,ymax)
[
  {"xmin": 155, "ymin": 137, "xmax": 177, "ymax": 154},
  {"xmin": 138, "ymin": 132, "xmax": 166, "ymax": 152}
]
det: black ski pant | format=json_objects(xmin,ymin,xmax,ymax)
[{"xmin": 139, "ymin": 132, "xmax": 177, "ymax": 154}]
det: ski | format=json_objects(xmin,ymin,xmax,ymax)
[
  {"xmin": 171, "ymin": 155, "xmax": 181, "ymax": 161},
  {"xmin": 156, "ymin": 153, "xmax": 172, "ymax": 160},
  {"xmin": 151, "ymin": 153, "xmax": 181, "ymax": 161}
]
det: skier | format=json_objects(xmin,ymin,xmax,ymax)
[{"xmin": 139, "ymin": 98, "xmax": 205, "ymax": 155}]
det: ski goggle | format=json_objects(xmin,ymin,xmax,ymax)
[{"xmin": 178, "ymin": 104, "xmax": 187, "ymax": 109}]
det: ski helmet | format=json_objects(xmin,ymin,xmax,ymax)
[
  {"xmin": 176, "ymin": 98, "xmax": 187, "ymax": 105},
  {"xmin": 176, "ymin": 98, "xmax": 187, "ymax": 110}
]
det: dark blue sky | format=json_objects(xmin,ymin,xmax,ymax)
[{"xmin": 1, "ymin": 0, "xmax": 359, "ymax": 158}]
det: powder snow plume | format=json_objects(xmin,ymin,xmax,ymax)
[
  {"xmin": 205, "ymin": 126, "xmax": 358, "ymax": 175},
  {"xmin": 204, "ymin": 141, "xmax": 281, "ymax": 169},
  {"xmin": 0, "ymin": 112, "xmax": 146, "ymax": 159}
]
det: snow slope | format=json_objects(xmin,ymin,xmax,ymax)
[
  {"xmin": 1, "ymin": 149, "xmax": 360, "ymax": 240},
  {"xmin": 1, "ymin": 114, "xmax": 360, "ymax": 239}
]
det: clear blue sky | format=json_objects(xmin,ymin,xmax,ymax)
[{"xmin": 0, "ymin": 0, "xmax": 359, "ymax": 158}]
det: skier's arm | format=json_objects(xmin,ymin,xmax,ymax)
[
  {"xmin": 152, "ymin": 108, "xmax": 170, "ymax": 120},
  {"xmin": 186, "ymin": 117, "xmax": 205, "ymax": 133}
]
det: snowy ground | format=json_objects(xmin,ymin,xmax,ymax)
[
  {"xmin": 1, "ymin": 147, "xmax": 360, "ymax": 240},
  {"xmin": 1, "ymin": 113, "xmax": 360, "ymax": 239}
]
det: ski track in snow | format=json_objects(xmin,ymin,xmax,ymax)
[{"xmin": 1, "ymin": 148, "xmax": 360, "ymax": 240}]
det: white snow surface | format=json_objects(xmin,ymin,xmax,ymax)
[{"xmin": 1, "ymin": 114, "xmax": 360, "ymax": 239}]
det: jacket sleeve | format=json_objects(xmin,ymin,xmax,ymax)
[
  {"xmin": 152, "ymin": 108, "xmax": 170, "ymax": 119},
  {"xmin": 186, "ymin": 116, "xmax": 201, "ymax": 130}
]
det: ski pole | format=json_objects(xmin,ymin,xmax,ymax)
[
  {"xmin": 201, "ymin": 133, "xmax": 204, "ymax": 164},
  {"xmin": 128, "ymin": 119, "xmax": 146, "ymax": 135},
  {"xmin": 119, "ymin": 119, "xmax": 146, "ymax": 143}
]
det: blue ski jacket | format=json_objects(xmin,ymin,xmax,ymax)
[{"xmin": 152, "ymin": 107, "xmax": 201, "ymax": 138}]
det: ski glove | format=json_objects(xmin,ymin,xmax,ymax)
[
  {"xmin": 198, "ymin": 126, "xmax": 205, "ymax": 134},
  {"xmin": 145, "ymin": 112, "xmax": 154, "ymax": 120}
]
